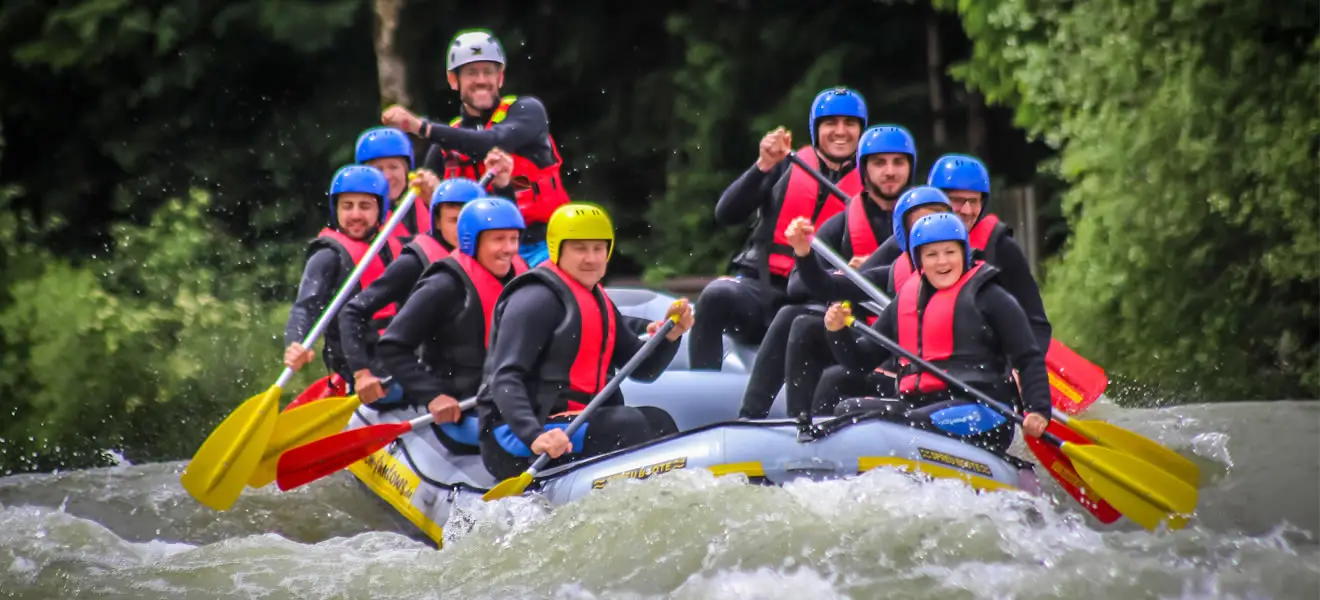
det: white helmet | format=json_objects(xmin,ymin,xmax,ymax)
[{"xmin": 447, "ymin": 30, "xmax": 506, "ymax": 72}]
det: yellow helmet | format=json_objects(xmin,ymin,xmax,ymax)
[{"xmin": 546, "ymin": 202, "xmax": 614, "ymax": 264}]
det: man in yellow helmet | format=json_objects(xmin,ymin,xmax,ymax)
[{"xmin": 476, "ymin": 203, "xmax": 695, "ymax": 480}]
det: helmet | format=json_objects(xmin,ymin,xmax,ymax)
[
  {"xmin": 457, "ymin": 197, "xmax": 526, "ymax": 256},
  {"xmin": 546, "ymin": 202, "xmax": 614, "ymax": 264},
  {"xmin": 808, "ymin": 87, "xmax": 867, "ymax": 146},
  {"xmin": 354, "ymin": 127, "xmax": 414, "ymax": 170},
  {"xmin": 892, "ymin": 186, "xmax": 952, "ymax": 254},
  {"xmin": 928, "ymin": 154, "xmax": 990, "ymax": 194},
  {"xmin": 857, "ymin": 125, "xmax": 918, "ymax": 184},
  {"xmin": 328, "ymin": 165, "xmax": 390, "ymax": 226},
  {"xmin": 908, "ymin": 213, "xmax": 972, "ymax": 271},
  {"xmin": 430, "ymin": 177, "xmax": 487, "ymax": 213},
  {"xmin": 447, "ymin": 30, "xmax": 506, "ymax": 72}
]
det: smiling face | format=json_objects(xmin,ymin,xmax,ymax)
[
  {"xmin": 365, "ymin": 157, "xmax": 409, "ymax": 201},
  {"xmin": 815, "ymin": 116, "xmax": 862, "ymax": 162},
  {"xmin": 476, "ymin": 229, "xmax": 521, "ymax": 277},
  {"xmin": 917, "ymin": 241, "xmax": 966, "ymax": 290},
  {"xmin": 945, "ymin": 189, "xmax": 984, "ymax": 230},
  {"xmin": 335, "ymin": 192, "xmax": 380, "ymax": 240},
  {"xmin": 557, "ymin": 239, "xmax": 610, "ymax": 288},
  {"xmin": 447, "ymin": 62, "xmax": 504, "ymax": 113}
]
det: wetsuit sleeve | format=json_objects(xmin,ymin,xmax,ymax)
[
  {"xmin": 977, "ymin": 284, "xmax": 1052, "ymax": 418},
  {"xmin": 423, "ymin": 97, "xmax": 548, "ymax": 159},
  {"xmin": 788, "ymin": 252, "xmax": 891, "ymax": 304},
  {"xmin": 489, "ymin": 182, "xmax": 517, "ymax": 202},
  {"xmin": 375, "ymin": 269, "xmax": 464, "ymax": 406},
  {"xmin": 814, "ymin": 211, "xmax": 847, "ymax": 255},
  {"xmin": 422, "ymin": 145, "xmax": 444, "ymax": 172},
  {"xmin": 992, "ymin": 238, "xmax": 1053, "ymax": 352},
  {"xmin": 339, "ymin": 253, "xmax": 425, "ymax": 374},
  {"xmin": 485, "ymin": 283, "xmax": 563, "ymax": 446},
  {"xmin": 284, "ymin": 248, "xmax": 342, "ymax": 347},
  {"xmin": 714, "ymin": 161, "xmax": 789, "ymax": 226},
  {"xmin": 608, "ymin": 307, "xmax": 681, "ymax": 383},
  {"xmin": 865, "ymin": 237, "xmax": 902, "ymax": 270},
  {"xmin": 825, "ymin": 303, "xmax": 897, "ymax": 371}
]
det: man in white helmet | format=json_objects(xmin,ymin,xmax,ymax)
[{"xmin": 381, "ymin": 29, "xmax": 570, "ymax": 267}]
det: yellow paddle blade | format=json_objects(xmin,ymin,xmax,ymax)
[
  {"xmin": 1061, "ymin": 442, "xmax": 1198, "ymax": 531},
  {"xmin": 481, "ymin": 472, "xmax": 533, "ymax": 502},
  {"xmin": 1067, "ymin": 418, "xmax": 1201, "ymax": 487},
  {"xmin": 246, "ymin": 395, "xmax": 362, "ymax": 489},
  {"xmin": 180, "ymin": 385, "xmax": 282, "ymax": 511}
]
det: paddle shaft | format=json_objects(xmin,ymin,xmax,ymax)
[
  {"xmin": 523, "ymin": 319, "xmax": 678, "ymax": 477},
  {"xmin": 276, "ymin": 171, "xmax": 493, "ymax": 389}
]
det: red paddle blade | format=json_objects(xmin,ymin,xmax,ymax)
[
  {"xmin": 275, "ymin": 420, "xmax": 411, "ymax": 491},
  {"xmin": 283, "ymin": 375, "xmax": 348, "ymax": 413},
  {"xmin": 1045, "ymin": 339, "xmax": 1108, "ymax": 415},
  {"xmin": 1026, "ymin": 421, "xmax": 1123, "ymax": 524}
]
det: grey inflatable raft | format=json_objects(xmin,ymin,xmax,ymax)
[{"xmin": 343, "ymin": 288, "xmax": 1040, "ymax": 547}]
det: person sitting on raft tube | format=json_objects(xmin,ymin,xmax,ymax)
[
  {"xmin": 338, "ymin": 151, "xmax": 519, "ymax": 406},
  {"xmin": 477, "ymin": 203, "xmax": 695, "ymax": 480},
  {"xmin": 375, "ymin": 197, "xmax": 530, "ymax": 454},
  {"xmin": 381, "ymin": 29, "xmax": 569, "ymax": 268},
  {"xmin": 353, "ymin": 126, "xmax": 441, "ymax": 241},
  {"xmin": 283, "ymin": 165, "xmax": 402, "ymax": 385},
  {"xmin": 823, "ymin": 213, "xmax": 1050, "ymax": 453},
  {"xmin": 687, "ymin": 87, "xmax": 868, "ymax": 372}
]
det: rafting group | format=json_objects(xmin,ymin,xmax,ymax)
[{"xmin": 180, "ymin": 29, "xmax": 1201, "ymax": 544}]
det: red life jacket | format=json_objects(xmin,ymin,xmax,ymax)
[
  {"xmin": 846, "ymin": 195, "xmax": 882, "ymax": 258},
  {"xmin": 443, "ymin": 95, "xmax": 571, "ymax": 224},
  {"xmin": 543, "ymin": 262, "xmax": 616, "ymax": 411},
  {"xmin": 895, "ymin": 262, "xmax": 1010, "ymax": 395},
  {"xmin": 385, "ymin": 196, "xmax": 431, "ymax": 242},
  {"xmin": 890, "ymin": 212, "xmax": 1010, "ymax": 301},
  {"xmin": 768, "ymin": 147, "xmax": 861, "ymax": 277},
  {"xmin": 451, "ymin": 252, "xmax": 529, "ymax": 348},
  {"xmin": 314, "ymin": 228, "xmax": 404, "ymax": 334},
  {"xmin": 406, "ymin": 233, "xmax": 451, "ymax": 271}
]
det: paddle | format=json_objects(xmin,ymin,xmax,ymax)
[
  {"xmin": 786, "ymin": 151, "xmax": 1107, "ymax": 414},
  {"xmin": 276, "ymin": 398, "xmax": 478, "ymax": 491},
  {"xmin": 843, "ymin": 319, "xmax": 1196, "ymax": 531},
  {"xmin": 482, "ymin": 316, "xmax": 680, "ymax": 502},
  {"xmin": 283, "ymin": 374, "xmax": 347, "ymax": 413},
  {"xmin": 181, "ymin": 182, "xmax": 424, "ymax": 511}
]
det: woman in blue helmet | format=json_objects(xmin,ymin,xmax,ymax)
[
  {"xmin": 283, "ymin": 166, "xmax": 404, "ymax": 387},
  {"xmin": 823, "ymin": 213, "xmax": 1051, "ymax": 453},
  {"xmin": 354, "ymin": 127, "xmax": 440, "ymax": 239},
  {"xmin": 338, "ymin": 155, "xmax": 516, "ymax": 405},
  {"xmin": 375, "ymin": 197, "xmax": 530, "ymax": 454}
]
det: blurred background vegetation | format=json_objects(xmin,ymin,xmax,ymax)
[{"xmin": 0, "ymin": 0, "xmax": 1315, "ymax": 474}]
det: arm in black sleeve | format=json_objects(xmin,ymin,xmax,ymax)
[
  {"xmin": 485, "ymin": 284, "xmax": 564, "ymax": 446},
  {"xmin": 991, "ymin": 237, "xmax": 1053, "ymax": 352},
  {"xmin": 608, "ymin": 309, "xmax": 681, "ymax": 382},
  {"xmin": 423, "ymin": 145, "xmax": 445, "ymax": 172},
  {"xmin": 863, "ymin": 237, "xmax": 902, "ymax": 271},
  {"xmin": 788, "ymin": 251, "xmax": 891, "ymax": 303},
  {"xmin": 714, "ymin": 161, "xmax": 789, "ymax": 226},
  {"xmin": 375, "ymin": 270, "xmax": 464, "ymax": 406},
  {"xmin": 339, "ymin": 253, "xmax": 426, "ymax": 374},
  {"xmin": 423, "ymin": 97, "xmax": 548, "ymax": 159},
  {"xmin": 284, "ymin": 248, "xmax": 342, "ymax": 347},
  {"xmin": 489, "ymin": 182, "xmax": 517, "ymax": 202},
  {"xmin": 814, "ymin": 211, "xmax": 847, "ymax": 255},
  {"xmin": 977, "ymin": 285, "xmax": 1052, "ymax": 418},
  {"xmin": 826, "ymin": 303, "xmax": 896, "ymax": 371}
]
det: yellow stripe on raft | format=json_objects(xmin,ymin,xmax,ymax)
[
  {"xmin": 858, "ymin": 457, "xmax": 1018, "ymax": 492},
  {"xmin": 346, "ymin": 448, "xmax": 447, "ymax": 548}
]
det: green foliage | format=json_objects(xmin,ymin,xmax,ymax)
[{"xmin": 939, "ymin": 0, "xmax": 1319, "ymax": 399}]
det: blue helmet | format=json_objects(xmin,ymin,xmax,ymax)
[
  {"xmin": 809, "ymin": 87, "xmax": 867, "ymax": 147},
  {"xmin": 328, "ymin": 165, "xmax": 390, "ymax": 226},
  {"xmin": 430, "ymin": 178, "xmax": 487, "ymax": 213},
  {"xmin": 892, "ymin": 186, "xmax": 953, "ymax": 255},
  {"xmin": 355, "ymin": 127, "xmax": 415, "ymax": 170},
  {"xmin": 457, "ymin": 197, "xmax": 525, "ymax": 256},
  {"xmin": 908, "ymin": 213, "xmax": 972, "ymax": 271},
  {"xmin": 857, "ymin": 125, "xmax": 918, "ymax": 187}
]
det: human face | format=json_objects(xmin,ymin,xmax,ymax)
[
  {"xmin": 447, "ymin": 62, "xmax": 504, "ymax": 113},
  {"xmin": 945, "ymin": 189, "xmax": 983, "ymax": 230},
  {"xmin": 918, "ymin": 241, "xmax": 965, "ymax": 290},
  {"xmin": 435, "ymin": 204, "xmax": 463, "ymax": 247},
  {"xmin": 366, "ymin": 157, "xmax": 410, "ymax": 201},
  {"xmin": 865, "ymin": 153, "xmax": 912, "ymax": 199},
  {"xmin": 556, "ymin": 240, "xmax": 610, "ymax": 288},
  {"xmin": 476, "ymin": 229, "xmax": 522, "ymax": 277},
  {"xmin": 335, "ymin": 193, "xmax": 380, "ymax": 240},
  {"xmin": 815, "ymin": 116, "xmax": 862, "ymax": 161}
]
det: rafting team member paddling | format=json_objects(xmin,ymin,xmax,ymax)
[
  {"xmin": 776, "ymin": 124, "xmax": 916, "ymax": 419},
  {"xmin": 283, "ymin": 165, "xmax": 401, "ymax": 389},
  {"xmin": 339, "ymin": 151, "xmax": 518, "ymax": 405},
  {"xmin": 687, "ymin": 87, "xmax": 868, "ymax": 374},
  {"xmin": 353, "ymin": 127, "xmax": 441, "ymax": 240},
  {"xmin": 786, "ymin": 186, "xmax": 954, "ymax": 414},
  {"xmin": 382, "ymin": 29, "xmax": 570, "ymax": 267},
  {"xmin": 478, "ymin": 203, "xmax": 694, "ymax": 480},
  {"xmin": 824, "ymin": 213, "xmax": 1050, "ymax": 453},
  {"xmin": 374, "ymin": 197, "xmax": 530, "ymax": 453}
]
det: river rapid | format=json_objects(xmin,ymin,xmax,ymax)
[{"xmin": 1, "ymin": 400, "xmax": 1317, "ymax": 599}]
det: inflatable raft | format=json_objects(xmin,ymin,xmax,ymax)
[{"xmin": 344, "ymin": 288, "xmax": 1040, "ymax": 547}]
